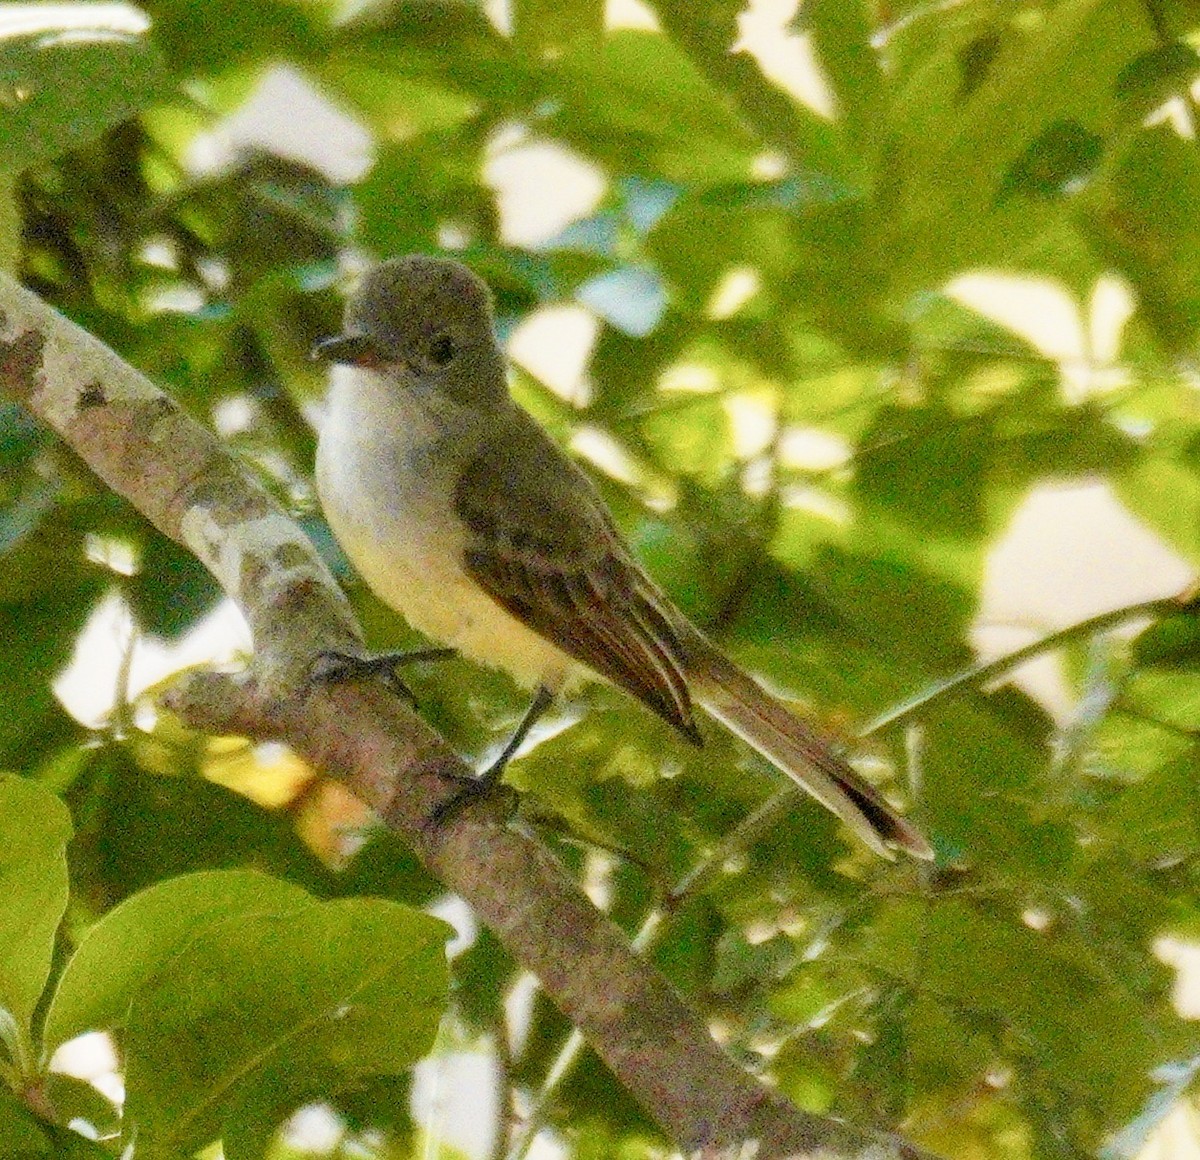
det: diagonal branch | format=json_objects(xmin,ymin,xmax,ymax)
[
  {"xmin": 0, "ymin": 271, "xmax": 362, "ymax": 696},
  {"xmin": 861, "ymin": 596, "xmax": 1191, "ymax": 735},
  {"xmin": 0, "ymin": 271, "xmax": 938, "ymax": 1158}
]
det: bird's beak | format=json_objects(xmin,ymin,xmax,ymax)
[{"xmin": 311, "ymin": 334, "xmax": 384, "ymax": 367}]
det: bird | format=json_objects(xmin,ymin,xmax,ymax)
[{"xmin": 312, "ymin": 255, "xmax": 932, "ymax": 860}]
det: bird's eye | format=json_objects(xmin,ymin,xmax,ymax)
[{"xmin": 428, "ymin": 333, "xmax": 455, "ymax": 367}]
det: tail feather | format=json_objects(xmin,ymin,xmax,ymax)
[{"xmin": 683, "ymin": 636, "xmax": 932, "ymax": 861}]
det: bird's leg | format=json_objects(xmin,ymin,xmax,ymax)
[
  {"xmin": 426, "ymin": 685, "xmax": 555, "ymax": 828},
  {"xmin": 309, "ymin": 646, "xmax": 457, "ymax": 705}
]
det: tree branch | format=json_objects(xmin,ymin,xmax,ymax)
[
  {"xmin": 861, "ymin": 596, "xmax": 1192, "ymax": 736},
  {"xmin": 0, "ymin": 271, "xmax": 362, "ymax": 696},
  {"xmin": 0, "ymin": 272, "xmax": 938, "ymax": 1158}
]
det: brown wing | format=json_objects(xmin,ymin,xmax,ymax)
[{"xmin": 454, "ymin": 414, "xmax": 702, "ymax": 744}]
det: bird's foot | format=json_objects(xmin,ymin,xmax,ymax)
[
  {"xmin": 309, "ymin": 647, "xmax": 456, "ymax": 706},
  {"xmin": 424, "ymin": 685, "xmax": 553, "ymax": 827},
  {"xmin": 424, "ymin": 761, "xmax": 519, "ymax": 829}
]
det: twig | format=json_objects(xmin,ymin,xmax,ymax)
[
  {"xmin": 666, "ymin": 788, "xmax": 802, "ymax": 912},
  {"xmin": 507, "ymin": 1027, "xmax": 587, "ymax": 1160},
  {"xmin": 488, "ymin": 1005, "xmax": 513, "ymax": 1160},
  {"xmin": 861, "ymin": 596, "xmax": 1188, "ymax": 735}
]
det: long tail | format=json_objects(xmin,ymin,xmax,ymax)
[{"xmin": 682, "ymin": 633, "xmax": 933, "ymax": 861}]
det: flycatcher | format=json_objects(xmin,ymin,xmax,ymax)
[{"xmin": 314, "ymin": 256, "xmax": 931, "ymax": 860}]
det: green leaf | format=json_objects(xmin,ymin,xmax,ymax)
[
  {"xmin": 547, "ymin": 30, "xmax": 758, "ymax": 182},
  {"xmin": 79, "ymin": 753, "xmax": 337, "ymax": 901},
  {"xmin": 0, "ymin": 598, "xmax": 94, "ymax": 770},
  {"xmin": 0, "ymin": 3, "xmax": 167, "ymax": 175},
  {"xmin": 1083, "ymin": 126, "xmax": 1200, "ymax": 351},
  {"xmin": 331, "ymin": 0, "xmax": 512, "ymax": 109},
  {"xmin": 0, "ymin": 1086, "xmax": 51, "ymax": 1153},
  {"xmin": 803, "ymin": 0, "xmax": 886, "ymax": 174},
  {"xmin": 43, "ymin": 869, "xmax": 313, "ymax": 1055},
  {"xmin": 123, "ymin": 897, "xmax": 451, "ymax": 1158},
  {"xmin": 853, "ymin": 403, "xmax": 992, "ymax": 539},
  {"xmin": 43, "ymin": 1074, "xmax": 120, "ymax": 1142},
  {"xmin": 0, "ymin": 776, "xmax": 71, "ymax": 1048},
  {"xmin": 0, "ymin": 505, "xmax": 104, "ymax": 768},
  {"xmin": 147, "ymin": 0, "xmax": 322, "ymax": 76},
  {"xmin": 1094, "ymin": 748, "xmax": 1200, "ymax": 862},
  {"xmin": 1115, "ymin": 42, "xmax": 1200, "ymax": 119},
  {"xmin": 1115, "ymin": 452, "xmax": 1200, "ymax": 563},
  {"xmin": 861, "ymin": 896, "xmax": 1166, "ymax": 1126},
  {"xmin": 1002, "ymin": 119, "xmax": 1103, "ymax": 200},
  {"xmin": 888, "ymin": 0, "xmax": 1152, "ymax": 287},
  {"xmin": 956, "ymin": 31, "xmax": 1001, "ymax": 99},
  {"xmin": 513, "ymin": 0, "xmax": 603, "ymax": 54},
  {"xmin": 1132, "ymin": 613, "xmax": 1200, "ymax": 671},
  {"xmin": 0, "ymin": 175, "xmax": 16, "ymax": 271},
  {"xmin": 125, "ymin": 529, "xmax": 221, "ymax": 639}
]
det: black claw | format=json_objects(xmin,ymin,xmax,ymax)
[
  {"xmin": 424, "ymin": 768, "xmax": 519, "ymax": 829},
  {"xmin": 309, "ymin": 647, "xmax": 456, "ymax": 707},
  {"xmin": 423, "ymin": 686, "xmax": 553, "ymax": 828}
]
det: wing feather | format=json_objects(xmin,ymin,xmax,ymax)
[
  {"xmin": 462, "ymin": 541, "xmax": 701, "ymax": 742},
  {"xmin": 455, "ymin": 411, "xmax": 701, "ymax": 741}
]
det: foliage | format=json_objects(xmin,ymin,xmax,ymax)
[
  {"xmin": 0, "ymin": 775, "xmax": 450, "ymax": 1158},
  {"xmin": 3, "ymin": 0, "xmax": 1200, "ymax": 1155}
]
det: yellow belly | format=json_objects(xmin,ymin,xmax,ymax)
[
  {"xmin": 334, "ymin": 514, "xmax": 576, "ymax": 690},
  {"xmin": 316, "ymin": 366, "xmax": 581, "ymax": 691}
]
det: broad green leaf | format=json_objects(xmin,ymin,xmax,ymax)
[
  {"xmin": 0, "ymin": 3, "xmax": 166, "ymax": 175},
  {"xmin": 860, "ymin": 896, "xmax": 1166, "ymax": 1126},
  {"xmin": 547, "ymin": 30, "xmax": 758, "ymax": 182},
  {"xmin": 1115, "ymin": 453, "xmax": 1200, "ymax": 564},
  {"xmin": 125, "ymin": 529, "xmax": 221, "ymax": 639},
  {"xmin": 1083, "ymin": 126, "xmax": 1200, "ymax": 351},
  {"xmin": 639, "ymin": 394, "xmax": 734, "ymax": 486},
  {"xmin": 0, "ymin": 597, "xmax": 93, "ymax": 769},
  {"xmin": 43, "ymin": 870, "xmax": 313, "ymax": 1055},
  {"xmin": 0, "ymin": 1085, "xmax": 51, "ymax": 1152},
  {"xmin": 1115, "ymin": 43, "xmax": 1200, "ymax": 121},
  {"xmin": 43, "ymin": 1074, "xmax": 120, "ymax": 1142},
  {"xmin": 900, "ymin": 994, "xmax": 995, "ymax": 1093},
  {"xmin": 1132, "ymin": 613, "xmax": 1200, "ymax": 671},
  {"xmin": 320, "ymin": 61, "xmax": 481, "ymax": 139},
  {"xmin": 803, "ymin": 0, "xmax": 886, "ymax": 173},
  {"xmin": 0, "ymin": 175, "xmax": 16, "ymax": 271},
  {"xmin": 901, "ymin": 0, "xmax": 1145, "ymax": 189},
  {"xmin": 0, "ymin": 505, "xmax": 102, "ymax": 767},
  {"xmin": 145, "ymin": 0, "xmax": 321, "ymax": 76},
  {"xmin": 1002, "ymin": 119, "xmax": 1104, "ymax": 200},
  {"xmin": 331, "ymin": 0, "xmax": 514, "ymax": 108},
  {"xmin": 513, "ymin": 0, "xmax": 603, "ymax": 54},
  {"xmin": 123, "ymin": 898, "xmax": 451, "ymax": 1158},
  {"xmin": 853, "ymin": 403, "xmax": 992, "ymax": 539},
  {"xmin": 887, "ymin": 0, "xmax": 1152, "ymax": 288},
  {"xmin": 77, "ymin": 750, "xmax": 337, "ymax": 901},
  {"xmin": 0, "ymin": 776, "xmax": 71, "ymax": 1047}
]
